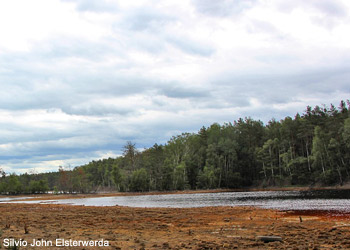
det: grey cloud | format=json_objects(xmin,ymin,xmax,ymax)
[
  {"xmin": 1, "ymin": 50, "xmax": 200, "ymax": 116},
  {"xmin": 308, "ymin": 0, "xmax": 347, "ymax": 18},
  {"xmin": 146, "ymin": 80, "xmax": 214, "ymax": 107},
  {"xmin": 1, "ymin": 46, "xmax": 210, "ymax": 116},
  {"xmin": 210, "ymin": 68, "xmax": 350, "ymax": 110},
  {"xmin": 43, "ymin": 40, "xmax": 124, "ymax": 62},
  {"xmin": 121, "ymin": 7, "xmax": 176, "ymax": 32},
  {"xmin": 276, "ymin": 0, "xmax": 347, "ymax": 16},
  {"xmin": 61, "ymin": 103, "xmax": 136, "ymax": 116},
  {"xmin": 255, "ymin": 54, "xmax": 298, "ymax": 64},
  {"xmin": 209, "ymin": 91, "xmax": 251, "ymax": 109},
  {"xmin": 276, "ymin": 0, "xmax": 347, "ymax": 29},
  {"xmin": 247, "ymin": 20, "xmax": 279, "ymax": 34},
  {"xmin": 192, "ymin": 0, "xmax": 256, "ymax": 17},
  {"xmin": 158, "ymin": 85, "xmax": 210, "ymax": 99},
  {"xmin": 128, "ymin": 34, "xmax": 166, "ymax": 54},
  {"xmin": 0, "ymin": 45, "xmax": 148, "ymax": 114},
  {"xmin": 74, "ymin": 75, "xmax": 157, "ymax": 98},
  {"xmin": 246, "ymin": 20, "xmax": 291, "ymax": 42},
  {"xmin": 115, "ymin": 6, "xmax": 216, "ymax": 57},
  {"xmin": 0, "ymin": 116, "xmax": 99, "ymax": 148},
  {"xmin": 0, "ymin": 80, "xmax": 70, "ymax": 111},
  {"xmin": 0, "ymin": 128, "xmax": 125, "ymax": 160},
  {"xmin": 245, "ymin": 19, "xmax": 292, "ymax": 44},
  {"xmin": 166, "ymin": 36, "xmax": 215, "ymax": 57},
  {"xmin": 309, "ymin": 0, "xmax": 348, "ymax": 29},
  {"xmin": 1, "ymin": 0, "xmax": 350, "ymax": 174},
  {"xmin": 62, "ymin": 0, "xmax": 118, "ymax": 13}
]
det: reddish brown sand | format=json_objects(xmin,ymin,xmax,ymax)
[{"xmin": 1, "ymin": 202, "xmax": 350, "ymax": 249}]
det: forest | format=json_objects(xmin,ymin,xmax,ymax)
[{"xmin": 1, "ymin": 100, "xmax": 350, "ymax": 194}]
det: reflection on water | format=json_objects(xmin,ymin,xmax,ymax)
[{"xmin": 7, "ymin": 189, "xmax": 350, "ymax": 212}]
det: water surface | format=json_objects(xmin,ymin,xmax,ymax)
[
  {"xmin": 0, "ymin": 196, "xmax": 33, "ymax": 202},
  {"xmin": 8, "ymin": 189, "xmax": 350, "ymax": 212}
]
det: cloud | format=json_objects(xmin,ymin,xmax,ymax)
[
  {"xmin": 165, "ymin": 36, "xmax": 215, "ymax": 57},
  {"xmin": 275, "ymin": 0, "xmax": 348, "ymax": 29},
  {"xmin": 311, "ymin": 0, "xmax": 347, "ymax": 17},
  {"xmin": 192, "ymin": 0, "xmax": 256, "ymax": 17},
  {"xmin": 62, "ymin": 0, "xmax": 118, "ymax": 13},
  {"xmin": 157, "ymin": 85, "xmax": 210, "ymax": 99},
  {"xmin": 121, "ymin": 7, "xmax": 176, "ymax": 32},
  {"xmin": 275, "ymin": 0, "xmax": 347, "ymax": 16},
  {"xmin": 0, "ymin": 0, "xmax": 350, "ymax": 173}
]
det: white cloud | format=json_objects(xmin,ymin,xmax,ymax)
[
  {"xmin": 0, "ymin": 0, "xmax": 349, "ymax": 173},
  {"xmin": 0, "ymin": 0, "xmax": 108, "ymax": 52}
]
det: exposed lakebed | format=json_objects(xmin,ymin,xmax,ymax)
[{"xmin": 3, "ymin": 189, "xmax": 350, "ymax": 213}]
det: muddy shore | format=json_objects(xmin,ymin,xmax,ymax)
[{"xmin": 1, "ymin": 202, "xmax": 350, "ymax": 250}]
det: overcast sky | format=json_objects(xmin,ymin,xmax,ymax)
[{"xmin": 0, "ymin": 0, "xmax": 349, "ymax": 174}]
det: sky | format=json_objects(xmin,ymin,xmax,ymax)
[{"xmin": 0, "ymin": 0, "xmax": 349, "ymax": 174}]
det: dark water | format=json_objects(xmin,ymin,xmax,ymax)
[{"xmin": 5, "ymin": 189, "xmax": 350, "ymax": 212}]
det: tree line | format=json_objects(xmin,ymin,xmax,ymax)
[{"xmin": 1, "ymin": 100, "xmax": 350, "ymax": 194}]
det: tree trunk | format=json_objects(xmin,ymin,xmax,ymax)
[
  {"xmin": 269, "ymin": 146, "xmax": 274, "ymax": 178},
  {"xmin": 305, "ymin": 140, "xmax": 311, "ymax": 172}
]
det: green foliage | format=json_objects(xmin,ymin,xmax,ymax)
[
  {"xmin": 343, "ymin": 118, "xmax": 350, "ymax": 146},
  {"xmin": 53, "ymin": 186, "xmax": 59, "ymax": 195},
  {"xmin": 111, "ymin": 165, "xmax": 122, "ymax": 191},
  {"xmin": 130, "ymin": 168, "xmax": 149, "ymax": 192},
  {"xmin": 7, "ymin": 174, "xmax": 22, "ymax": 195},
  {"xmin": 1, "ymin": 99, "xmax": 350, "ymax": 194},
  {"xmin": 173, "ymin": 162, "xmax": 188, "ymax": 190},
  {"xmin": 0, "ymin": 180, "xmax": 7, "ymax": 193},
  {"xmin": 197, "ymin": 165, "xmax": 217, "ymax": 189},
  {"xmin": 226, "ymin": 172, "xmax": 243, "ymax": 188},
  {"xmin": 28, "ymin": 179, "xmax": 49, "ymax": 194}
]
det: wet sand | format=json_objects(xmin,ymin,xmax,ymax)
[{"xmin": 1, "ymin": 203, "xmax": 350, "ymax": 249}]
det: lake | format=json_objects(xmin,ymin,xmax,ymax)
[{"xmin": 3, "ymin": 189, "xmax": 350, "ymax": 213}]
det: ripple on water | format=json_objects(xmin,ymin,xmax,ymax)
[{"xmin": 6, "ymin": 190, "xmax": 350, "ymax": 215}]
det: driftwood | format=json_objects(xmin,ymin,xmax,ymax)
[{"xmin": 256, "ymin": 236, "xmax": 283, "ymax": 243}]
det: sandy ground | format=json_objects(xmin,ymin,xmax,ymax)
[{"xmin": 1, "ymin": 202, "xmax": 350, "ymax": 250}]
